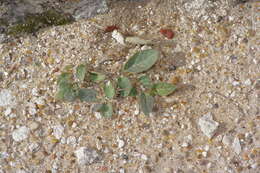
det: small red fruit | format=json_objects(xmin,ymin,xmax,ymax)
[
  {"xmin": 104, "ymin": 25, "xmax": 119, "ymax": 32},
  {"xmin": 160, "ymin": 29, "xmax": 174, "ymax": 39}
]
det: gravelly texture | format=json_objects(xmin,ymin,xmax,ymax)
[{"xmin": 0, "ymin": 0, "xmax": 259, "ymax": 172}]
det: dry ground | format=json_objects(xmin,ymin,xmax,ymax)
[{"xmin": 0, "ymin": 0, "xmax": 259, "ymax": 172}]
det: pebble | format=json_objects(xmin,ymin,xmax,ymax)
[
  {"xmin": 119, "ymin": 168, "xmax": 125, "ymax": 173},
  {"xmin": 52, "ymin": 125, "xmax": 64, "ymax": 140},
  {"xmin": 202, "ymin": 151, "xmax": 207, "ymax": 157},
  {"xmin": 0, "ymin": 89, "xmax": 16, "ymax": 107},
  {"xmin": 232, "ymin": 80, "xmax": 240, "ymax": 86},
  {"xmin": 28, "ymin": 121, "xmax": 39, "ymax": 130},
  {"xmin": 112, "ymin": 30, "xmax": 125, "ymax": 45},
  {"xmin": 4, "ymin": 108, "xmax": 12, "ymax": 116},
  {"xmin": 67, "ymin": 136, "xmax": 77, "ymax": 146},
  {"xmin": 181, "ymin": 142, "xmax": 189, "ymax": 147},
  {"xmin": 222, "ymin": 134, "xmax": 233, "ymax": 146},
  {"xmin": 141, "ymin": 154, "xmax": 148, "ymax": 161},
  {"xmin": 117, "ymin": 139, "xmax": 125, "ymax": 148},
  {"xmin": 232, "ymin": 137, "xmax": 242, "ymax": 154},
  {"xmin": 28, "ymin": 143, "xmax": 40, "ymax": 152},
  {"xmin": 74, "ymin": 147, "xmax": 101, "ymax": 165},
  {"xmin": 198, "ymin": 113, "xmax": 219, "ymax": 138},
  {"xmin": 28, "ymin": 103, "xmax": 37, "ymax": 115},
  {"xmin": 244, "ymin": 79, "xmax": 252, "ymax": 86},
  {"xmin": 12, "ymin": 126, "xmax": 29, "ymax": 142}
]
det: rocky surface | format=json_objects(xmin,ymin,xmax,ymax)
[
  {"xmin": 0, "ymin": 0, "xmax": 259, "ymax": 172},
  {"xmin": 0, "ymin": 0, "xmax": 108, "ymax": 42}
]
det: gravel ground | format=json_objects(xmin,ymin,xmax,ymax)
[{"xmin": 0, "ymin": 0, "xmax": 259, "ymax": 173}]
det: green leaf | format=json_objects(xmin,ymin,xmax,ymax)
[
  {"xmin": 153, "ymin": 82, "xmax": 176, "ymax": 96},
  {"xmin": 139, "ymin": 92, "xmax": 154, "ymax": 116},
  {"xmin": 89, "ymin": 72, "xmax": 106, "ymax": 83},
  {"xmin": 76, "ymin": 64, "xmax": 86, "ymax": 81},
  {"xmin": 138, "ymin": 75, "xmax": 153, "ymax": 89},
  {"xmin": 117, "ymin": 76, "xmax": 132, "ymax": 97},
  {"xmin": 57, "ymin": 72, "xmax": 72, "ymax": 86},
  {"xmin": 124, "ymin": 49, "xmax": 159, "ymax": 73},
  {"xmin": 56, "ymin": 83, "xmax": 78, "ymax": 102},
  {"xmin": 129, "ymin": 87, "xmax": 138, "ymax": 96},
  {"xmin": 78, "ymin": 88, "xmax": 98, "ymax": 102},
  {"xmin": 96, "ymin": 103, "xmax": 113, "ymax": 118},
  {"xmin": 103, "ymin": 81, "xmax": 115, "ymax": 99}
]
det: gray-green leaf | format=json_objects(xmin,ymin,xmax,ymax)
[
  {"xmin": 56, "ymin": 83, "xmax": 78, "ymax": 102},
  {"xmin": 78, "ymin": 88, "xmax": 98, "ymax": 102},
  {"xmin": 89, "ymin": 72, "xmax": 106, "ymax": 83},
  {"xmin": 57, "ymin": 72, "xmax": 72, "ymax": 86},
  {"xmin": 96, "ymin": 103, "xmax": 113, "ymax": 117},
  {"xmin": 129, "ymin": 87, "xmax": 138, "ymax": 97},
  {"xmin": 153, "ymin": 82, "xmax": 176, "ymax": 96},
  {"xmin": 138, "ymin": 75, "xmax": 153, "ymax": 89},
  {"xmin": 103, "ymin": 81, "xmax": 115, "ymax": 99},
  {"xmin": 76, "ymin": 64, "xmax": 86, "ymax": 81},
  {"xmin": 117, "ymin": 76, "xmax": 132, "ymax": 97},
  {"xmin": 124, "ymin": 49, "xmax": 159, "ymax": 73},
  {"xmin": 139, "ymin": 92, "xmax": 154, "ymax": 116}
]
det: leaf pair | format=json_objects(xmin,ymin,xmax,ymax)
[
  {"xmin": 76, "ymin": 64, "xmax": 106, "ymax": 83},
  {"xmin": 56, "ymin": 72, "xmax": 98, "ymax": 102},
  {"xmin": 138, "ymin": 82, "xmax": 176, "ymax": 116}
]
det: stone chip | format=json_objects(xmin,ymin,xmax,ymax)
[{"xmin": 198, "ymin": 113, "xmax": 219, "ymax": 138}]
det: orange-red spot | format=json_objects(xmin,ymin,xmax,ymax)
[
  {"xmin": 105, "ymin": 25, "xmax": 119, "ymax": 32},
  {"xmin": 160, "ymin": 28, "xmax": 174, "ymax": 39}
]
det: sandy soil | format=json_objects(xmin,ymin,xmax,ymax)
[{"xmin": 0, "ymin": 0, "xmax": 259, "ymax": 172}]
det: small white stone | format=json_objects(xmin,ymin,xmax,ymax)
[
  {"xmin": 181, "ymin": 142, "xmax": 189, "ymax": 147},
  {"xmin": 204, "ymin": 145, "xmax": 210, "ymax": 151},
  {"xmin": 31, "ymin": 88, "xmax": 39, "ymax": 96},
  {"xmin": 12, "ymin": 126, "xmax": 29, "ymax": 142},
  {"xmin": 222, "ymin": 134, "xmax": 233, "ymax": 146},
  {"xmin": 251, "ymin": 163, "xmax": 258, "ymax": 169},
  {"xmin": 71, "ymin": 122, "xmax": 77, "ymax": 128},
  {"xmin": 119, "ymin": 168, "xmax": 125, "ymax": 173},
  {"xmin": 67, "ymin": 136, "xmax": 77, "ymax": 146},
  {"xmin": 232, "ymin": 80, "xmax": 240, "ymax": 86},
  {"xmin": 28, "ymin": 103, "xmax": 37, "ymax": 115},
  {"xmin": 74, "ymin": 147, "xmax": 101, "ymax": 165},
  {"xmin": 141, "ymin": 154, "xmax": 148, "ymax": 161},
  {"xmin": 60, "ymin": 137, "xmax": 66, "ymax": 144},
  {"xmin": 141, "ymin": 45, "xmax": 152, "ymax": 50},
  {"xmin": 4, "ymin": 108, "xmax": 12, "ymax": 116},
  {"xmin": 198, "ymin": 113, "xmax": 219, "ymax": 138},
  {"xmin": 202, "ymin": 151, "xmax": 207, "ymax": 157},
  {"xmin": 34, "ymin": 97, "xmax": 45, "ymax": 106},
  {"xmin": 112, "ymin": 30, "xmax": 125, "ymax": 45},
  {"xmin": 0, "ymin": 89, "xmax": 16, "ymax": 106},
  {"xmin": 52, "ymin": 125, "xmax": 64, "ymax": 140},
  {"xmin": 186, "ymin": 135, "xmax": 193, "ymax": 142},
  {"xmin": 28, "ymin": 121, "xmax": 39, "ymax": 130},
  {"xmin": 28, "ymin": 143, "xmax": 40, "ymax": 152},
  {"xmin": 0, "ymin": 152, "xmax": 9, "ymax": 159},
  {"xmin": 94, "ymin": 112, "xmax": 102, "ymax": 119},
  {"xmin": 117, "ymin": 139, "xmax": 125, "ymax": 148},
  {"xmin": 232, "ymin": 137, "xmax": 242, "ymax": 154},
  {"xmin": 244, "ymin": 79, "xmax": 252, "ymax": 86}
]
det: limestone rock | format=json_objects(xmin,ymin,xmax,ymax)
[
  {"xmin": 12, "ymin": 126, "xmax": 30, "ymax": 142},
  {"xmin": 74, "ymin": 147, "xmax": 101, "ymax": 165},
  {"xmin": 198, "ymin": 113, "xmax": 219, "ymax": 138}
]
